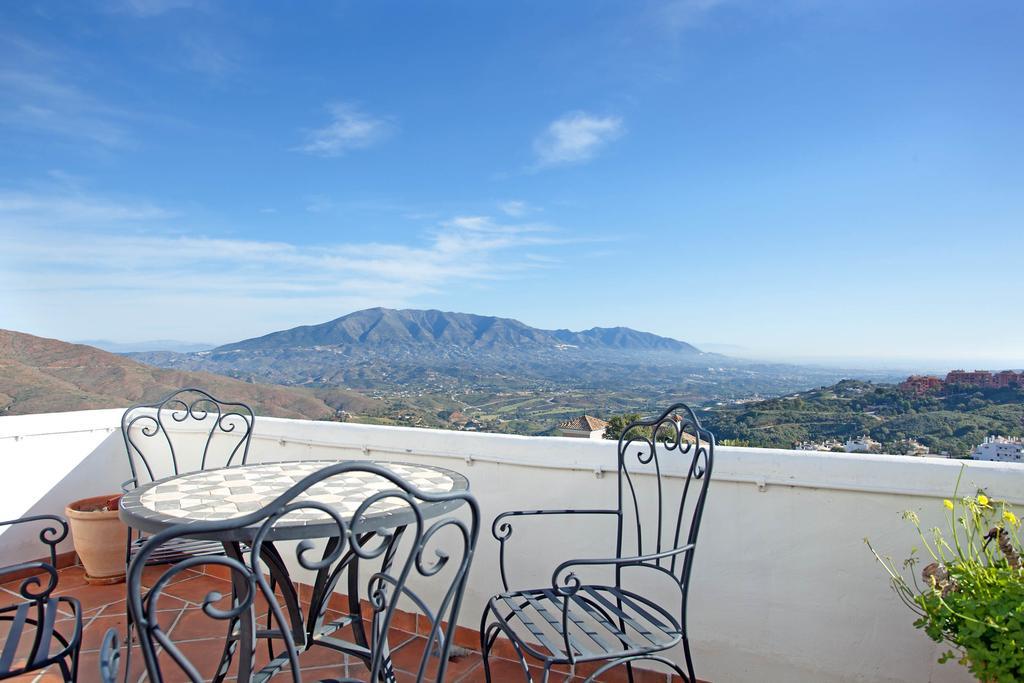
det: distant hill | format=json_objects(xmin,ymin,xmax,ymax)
[
  {"xmin": 216, "ymin": 308, "xmax": 703, "ymax": 354},
  {"xmin": 0, "ymin": 330, "xmax": 381, "ymax": 419},
  {"xmin": 126, "ymin": 308, "xmax": 895, "ymax": 400},
  {"xmin": 699, "ymin": 379, "xmax": 1024, "ymax": 456},
  {"xmin": 75, "ymin": 339, "xmax": 213, "ymax": 353},
  {"xmin": 127, "ymin": 307, "xmax": 732, "ymax": 388}
]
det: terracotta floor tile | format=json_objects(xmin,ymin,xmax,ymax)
[
  {"xmin": 0, "ymin": 585, "xmax": 30, "ymax": 611},
  {"xmin": 0, "ymin": 569, "xmax": 692, "ymax": 681},
  {"xmin": 389, "ymin": 634, "xmax": 482, "ymax": 682},
  {"xmin": 463, "ymin": 655, "xmax": 575, "ymax": 682},
  {"xmin": 72, "ymin": 610, "xmax": 131, "ymax": 655},
  {"xmin": 157, "ymin": 574, "xmax": 235, "ymax": 608},
  {"xmin": 167, "ymin": 606, "xmax": 239, "ymax": 642},
  {"xmin": 154, "ymin": 636, "xmax": 242, "ymax": 681},
  {"xmin": 138, "ymin": 565, "xmax": 204, "ymax": 589},
  {"xmin": 53, "ymin": 581, "xmax": 129, "ymax": 613},
  {"xmin": 78, "ymin": 642, "xmax": 148, "ymax": 683},
  {"xmin": 294, "ymin": 642, "xmax": 348, "ymax": 672}
]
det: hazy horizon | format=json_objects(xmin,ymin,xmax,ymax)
[{"xmin": 41, "ymin": 301, "xmax": 1019, "ymax": 375}]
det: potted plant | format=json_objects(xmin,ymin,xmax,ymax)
[
  {"xmin": 867, "ymin": 470, "xmax": 1024, "ymax": 682},
  {"xmin": 66, "ymin": 494, "xmax": 128, "ymax": 585}
]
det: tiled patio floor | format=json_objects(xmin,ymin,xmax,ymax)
[{"xmin": 1, "ymin": 566, "xmax": 684, "ymax": 682}]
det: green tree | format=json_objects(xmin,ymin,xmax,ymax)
[{"xmin": 604, "ymin": 413, "xmax": 642, "ymax": 440}]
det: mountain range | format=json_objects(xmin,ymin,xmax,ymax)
[
  {"xmin": 0, "ymin": 329, "xmax": 380, "ymax": 418},
  {"xmin": 215, "ymin": 308, "xmax": 704, "ymax": 354},
  {"xmin": 128, "ymin": 307, "xmax": 886, "ymax": 399}
]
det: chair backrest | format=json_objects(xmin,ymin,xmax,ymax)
[
  {"xmin": 124, "ymin": 462, "xmax": 480, "ymax": 683},
  {"xmin": 121, "ymin": 387, "xmax": 255, "ymax": 486},
  {"xmin": 615, "ymin": 403, "xmax": 714, "ymax": 588}
]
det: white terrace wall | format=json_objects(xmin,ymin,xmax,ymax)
[{"xmin": 3, "ymin": 409, "xmax": 1022, "ymax": 682}]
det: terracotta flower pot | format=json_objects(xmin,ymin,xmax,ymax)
[{"xmin": 66, "ymin": 494, "xmax": 128, "ymax": 585}]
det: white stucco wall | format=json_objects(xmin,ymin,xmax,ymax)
[{"xmin": 3, "ymin": 409, "xmax": 1021, "ymax": 682}]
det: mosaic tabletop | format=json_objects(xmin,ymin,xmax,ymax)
[{"xmin": 120, "ymin": 460, "xmax": 468, "ymax": 540}]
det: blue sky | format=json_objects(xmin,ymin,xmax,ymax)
[{"xmin": 1, "ymin": 1, "xmax": 1022, "ymax": 367}]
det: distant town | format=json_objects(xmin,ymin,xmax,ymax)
[
  {"xmin": 899, "ymin": 369, "xmax": 1024, "ymax": 393},
  {"xmin": 542, "ymin": 370, "xmax": 1024, "ymax": 463}
]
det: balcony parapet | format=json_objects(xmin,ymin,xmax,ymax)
[{"xmin": 2, "ymin": 409, "xmax": 1007, "ymax": 682}]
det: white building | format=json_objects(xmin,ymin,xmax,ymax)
[
  {"xmin": 896, "ymin": 439, "xmax": 931, "ymax": 456},
  {"xmin": 973, "ymin": 436, "xmax": 1024, "ymax": 463},
  {"xmin": 556, "ymin": 414, "xmax": 609, "ymax": 439},
  {"xmin": 844, "ymin": 435, "xmax": 882, "ymax": 453}
]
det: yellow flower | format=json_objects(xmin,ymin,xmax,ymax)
[
  {"xmin": 1004, "ymin": 511, "xmax": 1019, "ymax": 526},
  {"xmin": 943, "ymin": 499, "xmax": 954, "ymax": 511},
  {"xmin": 977, "ymin": 494, "xmax": 989, "ymax": 507}
]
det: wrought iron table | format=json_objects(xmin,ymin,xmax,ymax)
[{"xmin": 119, "ymin": 459, "xmax": 469, "ymax": 681}]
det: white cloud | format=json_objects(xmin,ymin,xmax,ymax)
[
  {"xmin": 295, "ymin": 102, "xmax": 394, "ymax": 157},
  {"xmin": 0, "ymin": 191, "xmax": 172, "ymax": 224},
  {"xmin": 533, "ymin": 112, "xmax": 624, "ymax": 168},
  {"xmin": 0, "ymin": 190, "xmax": 568, "ymax": 341},
  {"xmin": 499, "ymin": 200, "xmax": 530, "ymax": 217}
]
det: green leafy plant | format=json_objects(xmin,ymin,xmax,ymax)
[{"xmin": 867, "ymin": 468, "xmax": 1024, "ymax": 682}]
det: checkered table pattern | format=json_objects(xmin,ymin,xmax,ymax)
[{"xmin": 133, "ymin": 460, "xmax": 459, "ymax": 524}]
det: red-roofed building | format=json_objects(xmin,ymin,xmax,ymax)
[
  {"xmin": 557, "ymin": 414, "xmax": 610, "ymax": 439},
  {"xmin": 899, "ymin": 375, "xmax": 943, "ymax": 394}
]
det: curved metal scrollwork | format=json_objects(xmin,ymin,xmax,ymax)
[
  {"xmin": 120, "ymin": 387, "xmax": 255, "ymax": 487},
  {"xmin": 617, "ymin": 402, "xmax": 714, "ymax": 580},
  {"xmin": 0, "ymin": 514, "xmax": 82, "ymax": 682},
  {"xmin": 252, "ymin": 463, "xmax": 479, "ymax": 683},
  {"xmin": 481, "ymin": 402, "xmax": 714, "ymax": 683},
  {"xmin": 126, "ymin": 461, "xmax": 479, "ymax": 683},
  {"xmin": 0, "ymin": 514, "xmax": 69, "ymax": 601}
]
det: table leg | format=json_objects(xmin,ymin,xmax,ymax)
[
  {"xmin": 222, "ymin": 542, "xmax": 254, "ymax": 683},
  {"xmin": 357, "ymin": 526, "xmax": 406, "ymax": 683},
  {"xmin": 259, "ymin": 542, "xmax": 305, "ymax": 648}
]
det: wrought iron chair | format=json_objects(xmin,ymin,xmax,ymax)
[
  {"xmin": 99, "ymin": 462, "xmax": 480, "ymax": 683},
  {"xmin": 120, "ymin": 387, "xmax": 255, "ymax": 565},
  {"xmin": 0, "ymin": 514, "xmax": 82, "ymax": 681},
  {"xmin": 480, "ymin": 403, "xmax": 714, "ymax": 683}
]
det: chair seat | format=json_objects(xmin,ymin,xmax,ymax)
[
  {"xmin": 0, "ymin": 596, "xmax": 81, "ymax": 679},
  {"xmin": 129, "ymin": 535, "xmax": 240, "ymax": 565},
  {"xmin": 488, "ymin": 584, "xmax": 682, "ymax": 664}
]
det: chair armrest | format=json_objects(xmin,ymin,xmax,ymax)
[
  {"xmin": 551, "ymin": 543, "xmax": 695, "ymax": 595},
  {"xmin": 0, "ymin": 561, "xmax": 59, "ymax": 600},
  {"xmin": 121, "ymin": 478, "xmax": 138, "ymax": 493},
  {"xmin": 491, "ymin": 508, "xmax": 618, "ymax": 591},
  {"xmin": 0, "ymin": 514, "xmax": 69, "ymax": 568}
]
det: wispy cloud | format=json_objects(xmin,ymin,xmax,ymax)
[
  {"xmin": 0, "ymin": 36, "xmax": 134, "ymax": 148},
  {"xmin": 0, "ymin": 190, "xmax": 568, "ymax": 340},
  {"xmin": 533, "ymin": 112, "xmax": 624, "ymax": 168},
  {"xmin": 0, "ymin": 191, "xmax": 171, "ymax": 224},
  {"xmin": 499, "ymin": 200, "xmax": 530, "ymax": 217},
  {"xmin": 295, "ymin": 102, "xmax": 394, "ymax": 158},
  {"xmin": 180, "ymin": 32, "xmax": 239, "ymax": 78}
]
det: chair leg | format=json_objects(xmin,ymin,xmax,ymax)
[
  {"xmin": 480, "ymin": 607, "xmax": 535, "ymax": 683},
  {"xmin": 681, "ymin": 635, "xmax": 696, "ymax": 683},
  {"xmin": 479, "ymin": 607, "xmax": 498, "ymax": 683},
  {"xmin": 583, "ymin": 654, "xmax": 689, "ymax": 683},
  {"xmin": 625, "ymin": 660, "xmax": 636, "ymax": 683},
  {"xmin": 58, "ymin": 656, "xmax": 74, "ymax": 682}
]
